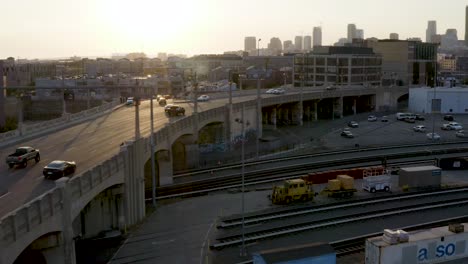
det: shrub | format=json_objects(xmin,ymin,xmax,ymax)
[{"xmin": 0, "ymin": 117, "xmax": 18, "ymax": 133}]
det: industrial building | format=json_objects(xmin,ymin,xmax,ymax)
[
  {"xmin": 409, "ymin": 86, "xmax": 468, "ymax": 114},
  {"xmin": 293, "ymin": 46, "xmax": 382, "ymax": 87}
]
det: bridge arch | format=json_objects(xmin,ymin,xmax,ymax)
[{"xmin": 11, "ymin": 231, "xmax": 62, "ymax": 264}]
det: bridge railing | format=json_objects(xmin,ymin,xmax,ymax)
[
  {"xmin": 0, "ymin": 99, "xmax": 121, "ymax": 146},
  {"xmin": 69, "ymin": 152, "xmax": 126, "ymax": 207},
  {"xmin": 0, "ymin": 187, "xmax": 63, "ymax": 247}
]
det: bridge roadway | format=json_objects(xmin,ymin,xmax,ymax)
[
  {"xmin": 0, "ymin": 97, "xmax": 228, "ymax": 218},
  {"xmin": 0, "ymin": 85, "xmax": 384, "ymax": 220},
  {"xmin": 0, "ymin": 86, "xmax": 403, "ymax": 264}
]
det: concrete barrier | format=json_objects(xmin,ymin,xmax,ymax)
[{"xmin": 0, "ymin": 99, "xmax": 121, "ymax": 147}]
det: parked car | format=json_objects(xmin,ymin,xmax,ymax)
[
  {"xmin": 448, "ymin": 122, "xmax": 463, "ymax": 130},
  {"xmin": 381, "ymin": 116, "xmax": 389, "ymax": 122},
  {"xmin": 367, "ymin": 115, "xmax": 377, "ymax": 122},
  {"xmin": 197, "ymin": 95, "xmax": 210, "ymax": 102},
  {"xmin": 326, "ymin": 86, "xmax": 337, "ymax": 91},
  {"xmin": 125, "ymin": 97, "xmax": 134, "ymax": 106},
  {"xmin": 455, "ymin": 130, "xmax": 468, "ymax": 138},
  {"xmin": 159, "ymin": 98, "xmax": 167, "ymax": 106},
  {"xmin": 341, "ymin": 130, "xmax": 354, "ymax": 138},
  {"xmin": 165, "ymin": 105, "xmax": 185, "ymax": 116},
  {"xmin": 444, "ymin": 115, "xmax": 454, "ymax": 121},
  {"xmin": 43, "ymin": 160, "xmax": 76, "ymax": 179},
  {"xmin": 6, "ymin": 146, "xmax": 40, "ymax": 168},
  {"xmin": 404, "ymin": 117, "xmax": 416, "ymax": 123},
  {"xmin": 348, "ymin": 121, "xmax": 359, "ymax": 128},
  {"xmin": 413, "ymin": 125, "xmax": 426, "ymax": 132},
  {"xmin": 441, "ymin": 124, "xmax": 452, "ymax": 130},
  {"xmin": 415, "ymin": 114, "xmax": 425, "ymax": 121},
  {"xmin": 426, "ymin": 133, "xmax": 441, "ymax": 140},
  {"xmin": 266, "ymin": 88, "xmax": 276, "ymax": 94}
]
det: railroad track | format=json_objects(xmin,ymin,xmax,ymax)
[
  {"xmin": 174, "ymin": 141, "xmax": 468, "ymax": 178},
  {"xmin": 210, "ymin": 188, "xmax": 468, "ymax": 250},
  {"xmin": 153, "ymin": 156, "xmax": 438, "ymax": 199},
  {"xmin": 217, "ymin": 187, "xmax": 468, "ymax": 229}
]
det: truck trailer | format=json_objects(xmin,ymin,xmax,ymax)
[{"xmin": 366, "ymin": 224, "xmax": 468, "ymax": 264}]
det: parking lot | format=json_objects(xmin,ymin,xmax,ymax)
[{"xmin": 320, "ymin": 113, "xmax": 468, "ymax": 150}]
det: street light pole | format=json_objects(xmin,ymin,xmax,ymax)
[
  {"xmin": 240, "ymin": 103, "xmax": 246, "ymax": 257},
  {"xmin": 150, "ymin": 88, "xmax": 156, "ymax": 207},
  {"xmin": 431, "ymin": 62, "xmax": 437, "ymax": 140}
]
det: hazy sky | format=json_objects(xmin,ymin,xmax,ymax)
[{"xmin": 2, "ymin": 0, "xmax": 467, "ymax": 59}]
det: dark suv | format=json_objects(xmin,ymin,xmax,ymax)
[{"xmin": 164, "ymin": 105, "xmax": 185, "ymax": 116}]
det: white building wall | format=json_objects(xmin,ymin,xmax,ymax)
[{"xmin": 409, "ymin": 87, "xmax": 468, "ymax": 114}]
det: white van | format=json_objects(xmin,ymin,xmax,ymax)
[
  {"xmin": 395, "ymin": 112, "xmax": 414, "ymax": 121},
  {"xmin": 126, "ymin": 97, "xmax": 134, "ymax": 106}
]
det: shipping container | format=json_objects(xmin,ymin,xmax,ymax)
[
  {"xmin": 365, "ymin": 224, "xmax": 468, "ymax": 264},
  {"xmin": 253, "ymin": 243, "xmax": 336, "ymax": 264},
  {"xmin": 439, "ymin": 157, "xmax": 468, "ymax": 170},
  {"xmin": 398, "ymin": 166, "xmax": 441, "ymax": 188},
  {"xmin": 302, "ymin": 166, "xmax": 385, "ymax": 184}
]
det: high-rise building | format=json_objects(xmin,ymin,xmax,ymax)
[
  {"xmin": 356, "ymin": 29, "xmax": 364, "ymax": 40},
  {"xmin": 294, "ymin": 36, "xmax": 303, "ymax": 50},
  {"xmin": 465, "ymin": 6, "xmax": 468, "ymax": 46},
  {"xmin": 268, "ymin": 37, "xmax": 283, "ymax": 54},
  {"xmin": 304, "ymin": 36, "xmax": 312, "ymax": 51},
  {"xmin": 283, "ymin": 40, "xmax": 294, "ymax": 51},
  {"xmin": 441, "ymin": 29, "xmax": 459, "ymax": 50},
  {"xmin": 292, "ymin": 46, "xmax": 382, "ymax": 87},
  {"xmin": 367, "ymin": 40, "xmax": 438, "ymax": 86},
  {"xmin": 390, "ymin": 33, "xmax": 399, "ymax": 40},
  {"xmin": 244, "ymin": 36, "xmax": 257, "ymax": 52},
  {"xmin": 347, "ymin": 24, "xmax": 357, "ymax": 42},
  {"xmin": 313, "ymin": 27, "xmax": 322, "ymax": 47},
  {"xmin": 426, "ymin": 20, "xmax": 437, "ymax": 43}
]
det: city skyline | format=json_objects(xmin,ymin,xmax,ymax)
[{"xmin": 1, "ymin": 0, "xmax": 467, "ymax": 59}]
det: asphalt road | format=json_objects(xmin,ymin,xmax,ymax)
[
  {"xmin": 1, "ymin": 91, "xmax": 468, "ymax": 222},
  {"xmin": 0, "ymin": 98, "xmax": 231, "ymax": 218}
]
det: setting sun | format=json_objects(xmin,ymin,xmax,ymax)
[{"xmin": 98, "ymin": 0, "xmax": 203, "ymax": 51}]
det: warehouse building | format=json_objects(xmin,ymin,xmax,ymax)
[{"xmin": 409, "ymin": 86, "xmax": 468, "ymax": 114}]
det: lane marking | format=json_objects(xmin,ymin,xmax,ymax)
[{"xmin": 0, "ymin": 192, "xmax": 11, "ymax": 199}]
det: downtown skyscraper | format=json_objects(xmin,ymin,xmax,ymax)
[
  {"xmin": 426, "ymin": 20, "xmax": 437, "ymax": 43},
  {"xmin": 313, "ymin": 27, "xmax": 322, "ymax": 47},
  {"xmin": 465, "ymin": 6, "xmax": 468, "ymax": 46}
]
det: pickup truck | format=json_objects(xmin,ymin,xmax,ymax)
[{"xmin": 5, "ymin": 146, "xmax": 40, "ymax": 168}]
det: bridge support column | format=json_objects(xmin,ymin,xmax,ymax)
[
  {"xmin": 157, "ymin": 150, "xmax": 173, "ymax": 185},
  {"xmin": 314, "ymin": 101, "xmax": 318, "ymax": 121},
  {"xmin": 123, "ymin": 139, "xmax": 146, "ymax": 226},
  {"xmin": 353, "ymin": 98, "xmax": 357, "ymax": 115},
  {"xmin": 271, "ymin": 108, "xmax": 277, "ymax": 130},
  {"xmin": 55, "ymin": 178, "xmax": 76, "ymax": 264},
  {"xmin": 339, "ymin": 97, "xmax": 344, "ymax": 118},
  {"xmin": 292, "ymin": 102, "xmax": 302, "ymax": 125},
  {"xmin": 305, "ymin": 106, "xmax": 311, "ymax": 121}
]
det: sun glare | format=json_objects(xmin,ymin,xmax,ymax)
[{"xmin": 98, "ymin": 0, "xmax": 202, "ymax": 50}]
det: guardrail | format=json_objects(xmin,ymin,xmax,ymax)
[
  {"xmin": 0, "ymin": 99, "xmax": 121, "ymax": 147},
  {"xmin": 0, "ymin": 187, "xmax": 63, "ymax": 246}
]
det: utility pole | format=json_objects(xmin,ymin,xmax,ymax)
[
  {"xmin": 135, "ymin": 86, "xmax": 140, "ymax": 140},
  {"xmin": 0, "ymin": 61, "xmax": 5, "ymax": 128},
  {"xmin": 150, "ymin": 86, "xmax": 156, "ymax": 207}
]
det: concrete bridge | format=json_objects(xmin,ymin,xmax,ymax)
[{"xmin": 0, "ymin": 85, "xmax": 408, "ymax": 264}]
